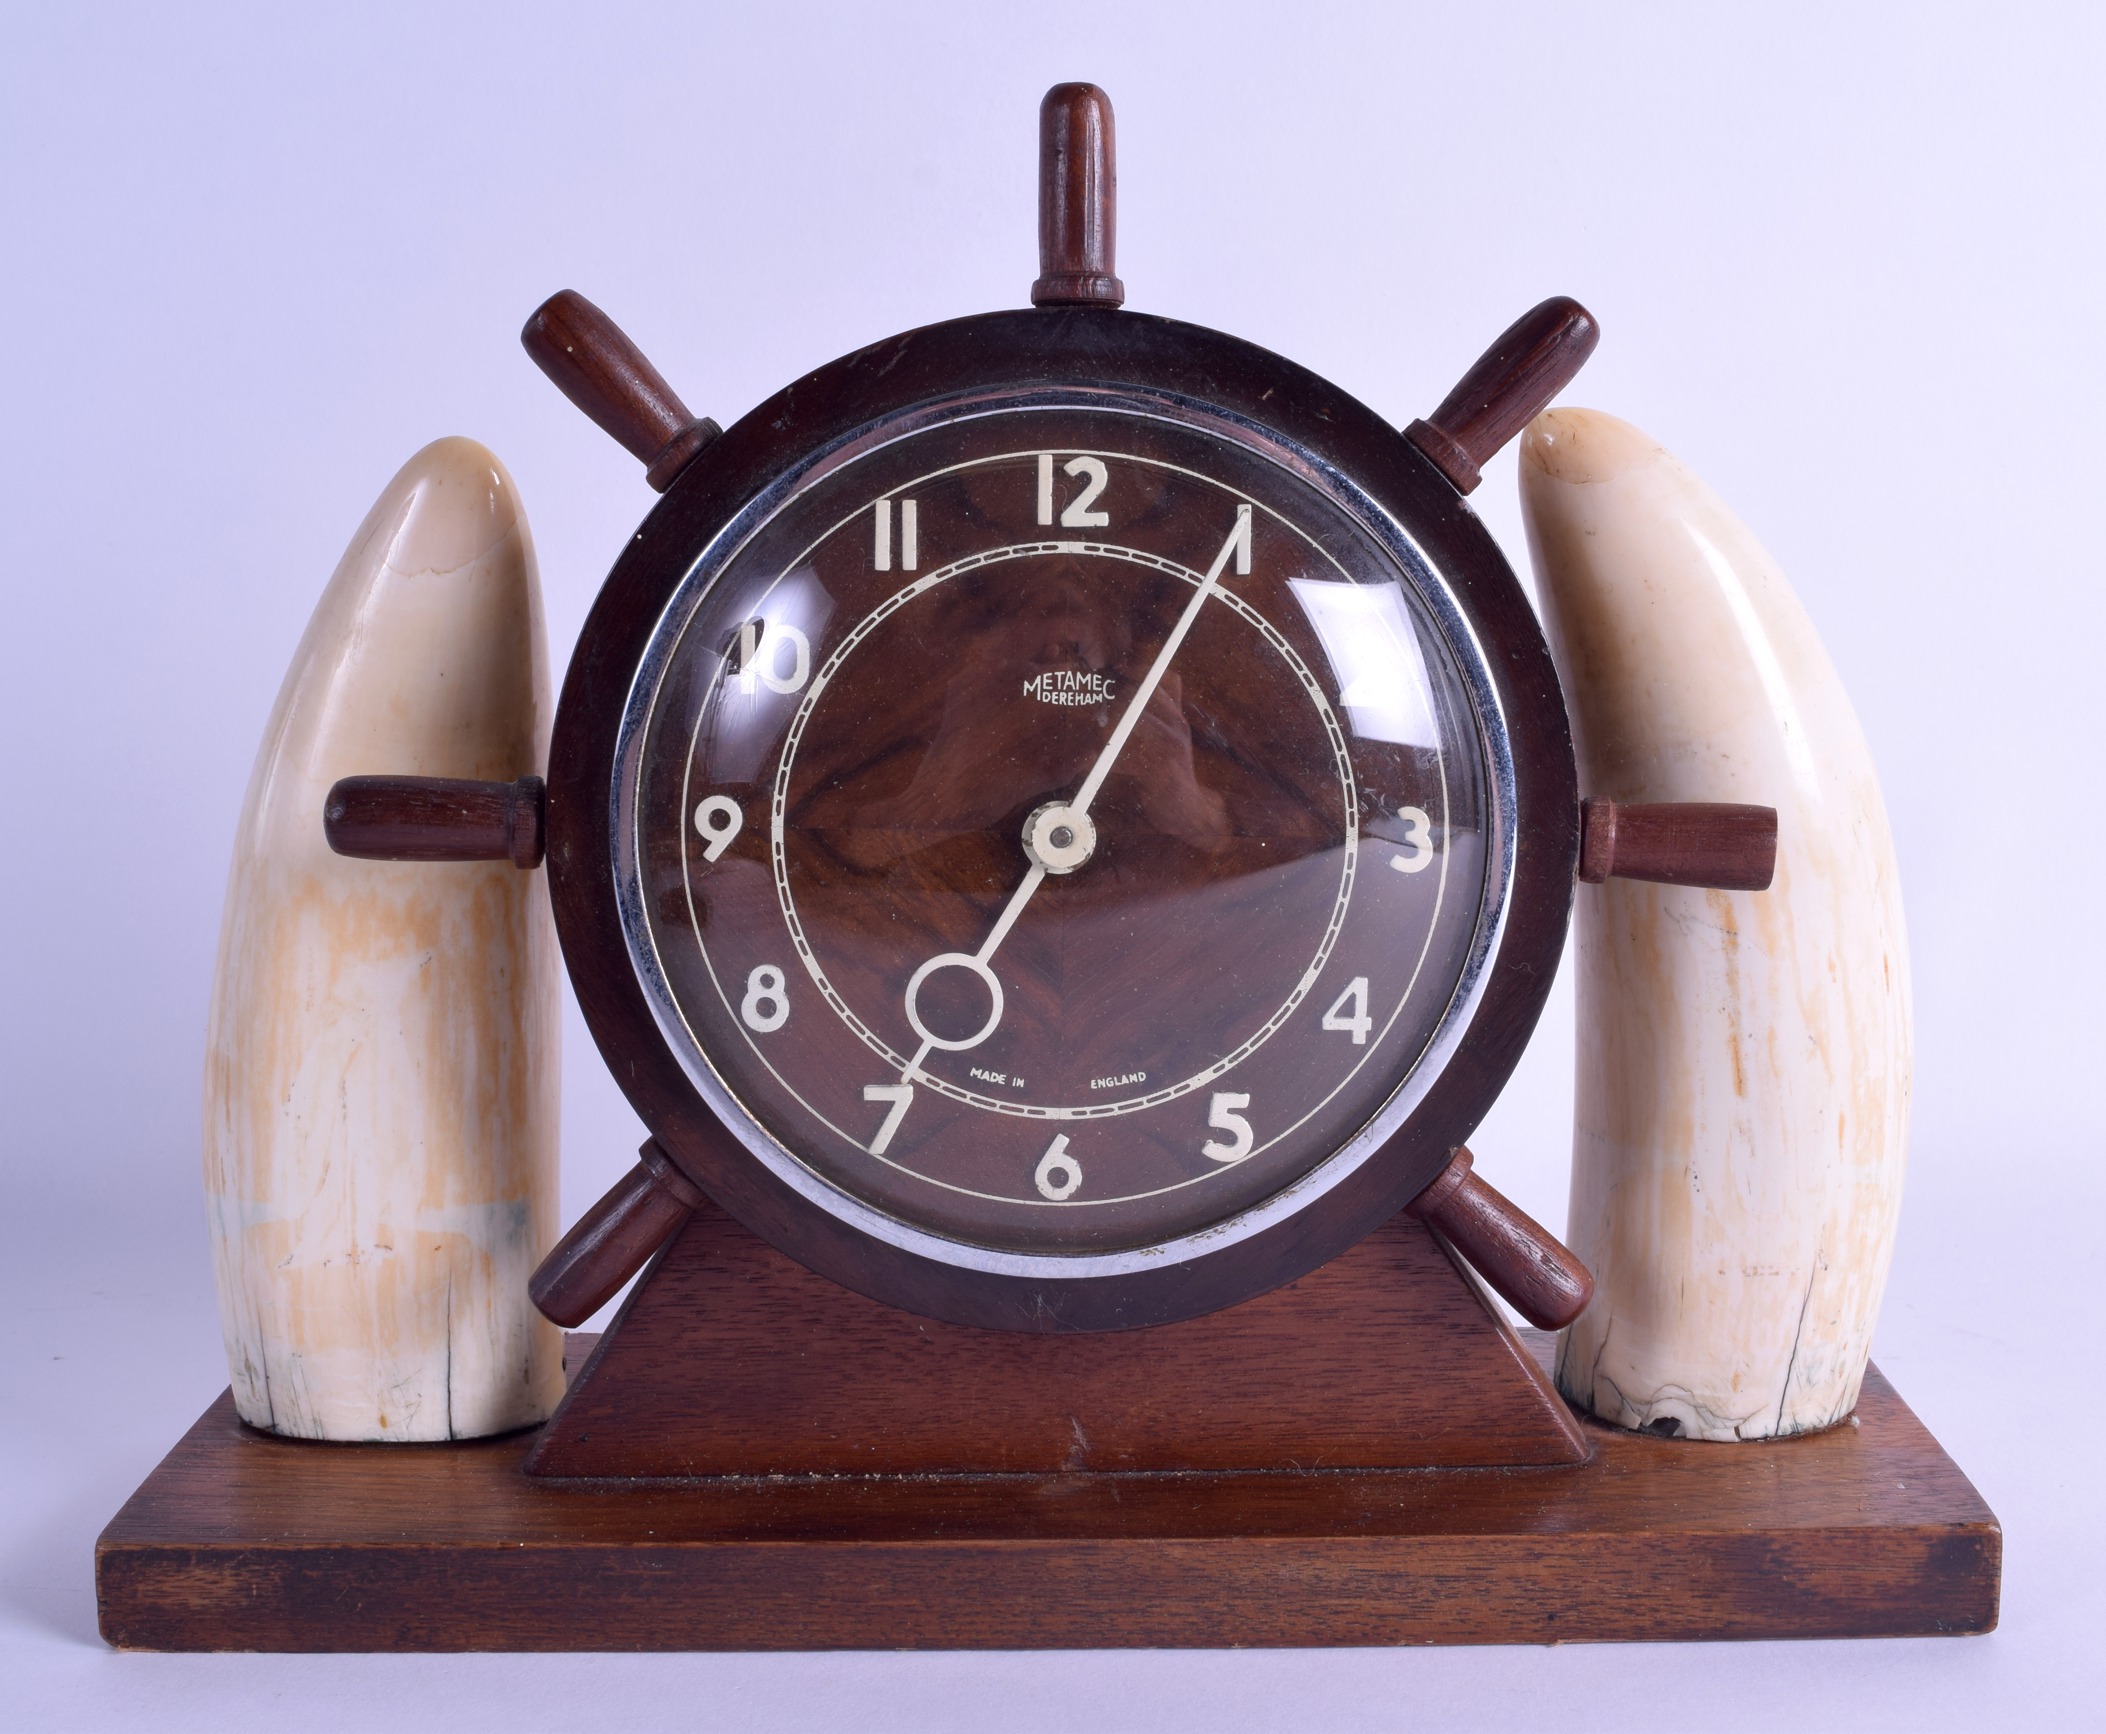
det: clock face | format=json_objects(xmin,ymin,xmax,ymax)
[{"xmin": 620, "ymin": 402, "xmax": 1497, "ymax": 1259}]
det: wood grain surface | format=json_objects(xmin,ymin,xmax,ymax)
[
  {"xmin": 524, "ymin": 1193, "xmax": 1587, "ymax": 1478},
  {"xmin": 95, "ymin": 1332, "xmax": 1999, "ymax": 1651},
  {"xmin": 1405, "ymin": 1147, "xmax": 1592, "ymax": 1330},
  {"xmin": 1578, "ymin": 796, "xmax": 1779, "ymax": 890},
  {"xmin": 323, "ymin": 774, "xmax": 545, "ymax": 868},
  {"xmin": 521, "ymin": 289, "xmax": 720, "ymax": 490},
  {"xmin": 1404, "ymin": 296, "xmax": 1600, "ymax": 495},
  {"xmin": 1031, "ymin": 83, "xmax": 1123, "ymax": 306},
  {"xmin": 527, "ymin": 1141, "xmax": 701, "ymax": 1329}
]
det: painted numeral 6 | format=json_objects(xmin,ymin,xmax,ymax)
[{"xmin": 1035, "ymin": 1133, "xmax": 1083, "ymax": 1199}]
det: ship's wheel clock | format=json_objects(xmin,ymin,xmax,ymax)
[
  {"xmin": 95, "ymin": 84, "xmax": 2007, "ymax": 1660},
  {"xmin": 329, "ymin": 86, "xmax": 1774, "ymax": 1351}
]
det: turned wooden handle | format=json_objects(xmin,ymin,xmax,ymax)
[
  {"xmin": 1404, "ymin": 296, "xmax": 1600, "ymax": 494},
  {"xmin": 1579, "ymin": 798, "xmax": 1778, "ymax": 891},
  {"xmin": 1031, "ymin": 82, "xmax": 1124, "ymax": 308},
  {"xmin": 521, "ymin": 289, "xmax": 720, "ymax": 491},
  {"xmin": 323, "ymin": 775, "xmax": 545, "ymax": 868},
  {"xmin": 1406, "ymin": 1147, "xmax": 1593, "ymax": 1330},
  {"xmin": 529, "ymin": 1141, "xmax": 704, "ymax": 1328}
]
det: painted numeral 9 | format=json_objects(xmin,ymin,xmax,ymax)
[{"xmin": 692, "ymin": 794, "xmax": 744, "ymax": 862}]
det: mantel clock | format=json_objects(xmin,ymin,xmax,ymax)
[{"xmin": 328, "ymin": 84, "xmax": 1773, "ymax": 1337}]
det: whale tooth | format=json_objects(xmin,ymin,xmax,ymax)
[
  {"xmin": 201, "ymin": 437, "xmax": 564, "ymax": 1441},
  {"xmin": 1521, "ymin": 409, "xmax": 1911, "ymax": 1442}
]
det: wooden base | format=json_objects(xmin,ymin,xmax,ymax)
[
  {"xmin": 527, "ymin": 1200, "xmax": 1588, "ymax": 1477},
  {"xmin": 96, "ymin": 1335, "xmax": 1998, "ymax": 1650}
]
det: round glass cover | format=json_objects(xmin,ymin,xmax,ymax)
[{"xmin": 628, "ymin": 405, "xmax": 1493, "ymax": 1255}]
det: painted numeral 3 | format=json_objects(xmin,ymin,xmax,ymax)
[{"xmin": 1390, "ymin": 806, "xmax": 1435, "ymax": 874}]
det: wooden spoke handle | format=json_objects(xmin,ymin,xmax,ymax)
[
  {"xmin": 1579, "ymin": 798, "xmax": 1778, "ymax": 891},
  {"xmin": 529, "ymin": 1141, "xmax": 704, "ymax": 1328},
  {"xmin": 323, "ymin": 775, "xmax": 545, "ymax": 868},
  {"xmin": 1031, "ymin": 82, "xmax": 1123, "ymax": 308},
  {"xmin": 1405, "ymin": 296, "xmax": 1600, "ymax": 494},
  {"xmin": 520, "ymin": 289, "xmax": 720, "ymax": 491},
  {"xmin": 1406, "ymin": 1147, "xmax": 1593, "ymax": 1330}
]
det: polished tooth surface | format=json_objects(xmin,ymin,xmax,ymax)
[
  {"xmin": 1522, "ymin": 408, "xmax": 1911, "ymax": 1441},
  {"xmin": 201, "ymin": 437, "xmax": 563, "ymax": 1440}
]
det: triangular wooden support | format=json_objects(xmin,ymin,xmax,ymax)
[{"xmin": 525, "ymin": 1197, "xmax": 1587, "ymax": 1478}]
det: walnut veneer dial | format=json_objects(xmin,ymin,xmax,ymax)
[{"xmin": 628, "ymin": 410, "xmax": 1490, "ymax": 1256}]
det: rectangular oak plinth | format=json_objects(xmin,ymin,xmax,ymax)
[{"xmin": 95, "ymin": 1339, "xmax": 1998, "ymax": 1650}]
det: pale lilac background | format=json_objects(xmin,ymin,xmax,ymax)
[{"xmin": 4, "ymin": 2, "xmax": 2102, "ymax": 1726}]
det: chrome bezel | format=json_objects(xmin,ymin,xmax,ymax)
[{"xmin": 608, "ymin": 386, "xmax": 1516, "ymax": 1283}]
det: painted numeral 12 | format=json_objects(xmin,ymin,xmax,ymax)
[{"xmin": 1038, "ymin": 454, "xmax": 1110, "ymax": 528}]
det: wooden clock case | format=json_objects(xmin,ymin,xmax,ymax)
[
  {"xmin": 544, "ymin": 304, "xmax": 1585, "ymax": 1336},
  {"xmin": 94, "ymin": 85, "xmax": 1998, "ymax": 1651}
]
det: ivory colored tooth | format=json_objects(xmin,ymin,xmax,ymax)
[
  {"xmin": 1520, "ymin": 409, "xmax": 1910, "ymax": 1441},
  {"xmin": 201, "ymin": 437, "xmax": 564, "ymax": 1440}
]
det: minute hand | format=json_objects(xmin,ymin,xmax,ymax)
[{"xmin": 1067, "ymin": 513, "xmax": 1247, "ymax": 819}]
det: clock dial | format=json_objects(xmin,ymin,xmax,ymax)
[{"xmin": 629, "ymin": 405, "xmax": 1491, "ymax": 1255}]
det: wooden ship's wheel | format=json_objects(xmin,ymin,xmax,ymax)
[{"xmin": 330, "ymin": 87, "xmax": 1772, "ymax": 1400}]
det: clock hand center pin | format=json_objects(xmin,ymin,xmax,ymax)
[{"xmin": 899, "ymin": 513, "xmax": 1248, "ymax": 1083}]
